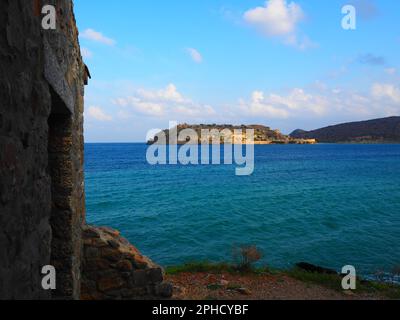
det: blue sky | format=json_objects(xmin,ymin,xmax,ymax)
[{"xmin": 74, "ymin": 0, "xmax": 400, "ymax": 142}]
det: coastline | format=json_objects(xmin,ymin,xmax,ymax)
[{"xmin": 164, "ymin": 262, "xmax": 400, "ymax": 300}]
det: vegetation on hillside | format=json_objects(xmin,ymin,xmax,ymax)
[{"xmin": 165, "ymin": 246, "xmax": 400, "ymax": 299}]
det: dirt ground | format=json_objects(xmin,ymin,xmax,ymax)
[{"xmin": 166, "ymin": 272, "xmax": 382, "ymax": 300}]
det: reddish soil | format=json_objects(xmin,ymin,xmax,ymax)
[{"xmin": 166, "ymin": 272, "xmax": 382, "ymax": 300}]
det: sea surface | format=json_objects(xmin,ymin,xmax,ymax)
[{"xmin": 85, "ymin": 143, "xmax": 400, "ymax": 277}]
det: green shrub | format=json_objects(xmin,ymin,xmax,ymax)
[{"xmin": 232, "ymin": 245, "xmax": 263, "ymax": 272}]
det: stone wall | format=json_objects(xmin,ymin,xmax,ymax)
[
  {"xmin": 0, "ymin": 0, "xmax": 172, "ymax": 300},
  {"xmin": 81, "ymin": 226, "xmax": 173, "ymax": 300},
  {"xmin": 43, "ymin": 0, "xmax": 86, "ymax": 299},
  {"xmin": 0, "ymin": 0, "xmax": 85, "ymax": 299}
]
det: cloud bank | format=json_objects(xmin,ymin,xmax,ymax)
[
  {"xmin": 87, "ymin": 106, "xmax": 113, "ymax": 122},
  {"xmin": 81, "ymin": 28, "xmax": 116, "ymax": 46},
  {"xmin": 112, "ymin": 84, "xmax": 216, "ymax": 119},
  {"xmin": 238, "ymin": 83, "xmax": 400, "ymax": 121},
  {"xmin": 243, "ymin": 0, "xmax": 315, "ymax": 49}
]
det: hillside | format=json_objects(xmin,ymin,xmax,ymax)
[
  {"xmin": 290, "ymin": 117, "xmax": 400, "ymax": 143},
  {"xmin": 149, "ymin": 124, "xmax": 316, "ymax": 144},
  {"xmin": 165, "ymin": 263, "xmax": 400, "ymax": 300}
]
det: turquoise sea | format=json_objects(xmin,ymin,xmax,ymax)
[{"xmin": 85, "ymin": 143, "xmax": 400, "ymax": 277}]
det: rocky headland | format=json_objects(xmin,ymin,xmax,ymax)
[
  {"xmin": 149, "ymin": 124, "xmax": 316, "ymax": 145},
  {"xmin": 290, "ymin": 116, "xmax": 400, "ymax": 143}
]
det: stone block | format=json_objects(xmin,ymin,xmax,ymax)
[
  {"xmin": 148, "ymin": 268, "xmax": 163, "ymax": 284},
  {"xmin": 116, "ymin": 260, "xmax": 133, "ymax": 272},
  {"xmin": 98, "ymin": 275, "xmax": 125, "ymax": 292},
  {"xmin": 85, "ymin": 246, "xmax": 99, "ymax": 259},
  {"xmin": 133, "ymin": 270, "xmax": 148, "ymax": 287},
  {"xmin": 155, "ymin": 283, "xmax": 174, "ymax": 298},
  {"xmin": 101, "ymin": 247, "xmax": 122, "ymax": 262}
]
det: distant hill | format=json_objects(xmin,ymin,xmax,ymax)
[
  {"xmin": 149, "ymin": 124, "xmax": 316, "ymax": 144},
  {"xmin": 290, "ymin": 117, "xmax": 400, "ymax": 143}
]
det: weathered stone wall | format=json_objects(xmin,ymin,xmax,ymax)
[
  {"xmin": 42, "ymin": 0, "xmax": 86, "ymax": 300},
  {"xmin": 1, "ymin": 0, "xmax": 172, "ymax": 300},
  {"xmin": 81, "ymin": 226, "xmax": 173, "ymax": 300},
  {"xmin": 0, "ymin": 0, "xmax": 85, "ymax": 299}
]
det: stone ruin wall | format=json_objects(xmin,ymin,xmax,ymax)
[
  {"xmin": 0, "ymin": 0, "xmax": 171, "ymax": 300},
  {"xmin": 0, "ymin": 0, "xmax": 85, "ymax": 299},
  {"xmin": 81, "ymin": 226, "xmax": 172, "ymax": 300}
]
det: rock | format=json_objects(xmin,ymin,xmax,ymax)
[
  {"xmin": 84, "ymin": 259, "xmax": 110, "ymax": 272},
  {"xmin": 156, "ymin": 283, "xmax": 174, "ymax": 298},
  {"xmin": 81, "ymin": 225, "xmax": 173, "ymax": 300},
  {"xmin": 101, "ymin": 247, "xmax": 122, "ymax": 262},
  {"xmin": 99, "ymin": 227, "xmax": 120, "ymax": 237},
  {"xmin": 235, "ymin": 287, "xmax": 252, "ymax": 296},
  {"xmin": 295, "ymin": 262, "xmax": 338, "ymax": 275},
  {"xmin": 98, "ymin": 275, "xmax": 125, "ymax": 292},
  {"xmin": 91, "ymin": 238, "xmax": 109, "ymax": 248},
  {"xmin": 148, "ymin": 268, "xmax": 164, "ymax": 283},
  {"xmin": 116, "ymin": 260, "xmax": 133, "ymax": 272},
  {"xmin": 107, "ymin": 239, "xmax": 120, "ymax": 249},
  {"xmin": 83, "ymin": 226, "xmax": 101, "ymax": 239},
  {"xmin": 85, "ymin": 247, "xmax": 99, "ymax": 259},
  {"xmin": 133, "ymin": 270, "xmax": 148, "ymax": 287}
]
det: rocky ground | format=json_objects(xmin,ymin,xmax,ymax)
[
  {"xmin": 81, "ymin": 226, "xmax": 173, "ymax": 300},
  {"xmin": 166, "ymin": 272, "xmax": 385, "ymax": 300}
]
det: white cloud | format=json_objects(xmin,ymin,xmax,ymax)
[
  {"xmin": 186, "ymin": 48, "xmax": 203, "ymax": 63},
  {"xmin": 244, "ymin": 0, "xmax": 304, "ymax": 36},
  {"xmin": 117, "ymin": 110, "xmax": 133, "ymax": 120},
  {"xmin": 243, "ymin": 0, "xmax": 313, "ymax": 49},
  {"xmin": 81, "ymin": 29, "xmax": 116, "ymax": 46},
  {"xmin": 239, "ymin": 88, "xmax": 328, "ymax": 119},
  {"xmin": 87, "ymin": 106, "xmax": 113, "ymax": 121},
  {"xmin": 372, "ymin": 83, "xmax": 400, "ymax": 103},
  {"xmin": 240, "ymin": 91, "xmax": 290, "ymax": 118},
  {"xmin": 116, "ymin": 97, "xmax": 164, "ymax": 117},
  {"xmin": 112, "ymin": 84, "xmax": 216, "ymax": 119},
  {"xmin": 81, "ymin": 47, "xmax": 93, "ymax": 59},
  {"xmin": 239, "ymin": 82, "xmax": 400, "ymax": 121},
  {"xmin": 137, "ymin": 84, "xmax": 185, "ymax": 103}
]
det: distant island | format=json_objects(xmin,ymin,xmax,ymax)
[
  {"xmin": 148, "ymin": 124, "xmax": 316, "ymax": 145},
  {"xmin": 148, "ymin": 116, "xmax": 400, "ymax": 145},
  {"xmin": 290, "ymin": 116, "xmax": 400, "ymax": 143}
]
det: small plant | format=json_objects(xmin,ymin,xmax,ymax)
[{"xmin": 232, "ymin": 245, "xmax": 263, "ymax": 272}]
